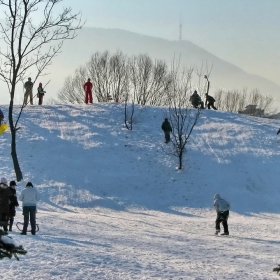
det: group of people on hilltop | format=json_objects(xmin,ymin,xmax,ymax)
[
  {"xmin": 189, "ymin": 90, "xmax": 217, "ymax": 110},
  {"xmin": 0, "ymin": 177, "xmax": 39, "ymax": 235},
  {"xmin": 24, "ymin": 77, "xmax": 46, "ymax": 106}
]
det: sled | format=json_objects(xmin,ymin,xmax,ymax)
[
  {"xmin": 0, "ymin": 123, "xmax": 8, "ymax": 134},
  {"xmin": 16, "ymin": 222, "xmax": 40, "ymax": 233}
]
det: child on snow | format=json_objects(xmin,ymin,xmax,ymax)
[
  {"xmin": 37, "ymin": 83, "xmax": 46, "ymax": 105},
  {"xmin": 214, "ymin": 194, "xmax": 230, "ymax": 235}
]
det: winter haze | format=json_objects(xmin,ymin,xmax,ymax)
[{"xmin": 1, "ymin": 0, "xmax": 280, "ymax": 107}]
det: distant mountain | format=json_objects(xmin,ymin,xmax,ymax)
[
  {"xmin": 49, "ymin": 27, "xmax": 280, "ymax": 105},
  {"xmin": 1, "ymin": 27, "xmax": 280, "ymax": 106}
]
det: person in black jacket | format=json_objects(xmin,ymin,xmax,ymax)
[
  {"xmin": 161, "ymin": 118, "xmax": 172, "ymax": 143},
  {"xmin": 205, "ymin": 93, "xmax": 217, "ymax": 110},
  {"xmin": 190, "ymin": 90, "xmax": 204, "ymax": 109},
  {"xmin": 277, "ymin": 128, "xmax": 280, "ymax": 135},
  {"xmin": 8, "ymin": 180, "xmax": 19, "ymax": 231}
]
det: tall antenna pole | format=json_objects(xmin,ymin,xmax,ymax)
[{"xmin": 179, "ymin": 15, "xmax": 182, "ymax": 41}]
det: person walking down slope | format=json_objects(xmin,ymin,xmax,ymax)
[
  {"xmin": 24, "ymin": 77, "xmax": 34, "ymax": 105},
  {"xmin": 83, "ymin": 78, "xmax": 93, "ymax": 104},
  {"xmin": 37, "ymin": 83, "xmax": 46, "ymax": 105},
  {"xmin": 214, "ymin": 194, "xmax": 230, "ymax": 235},
  {"xmin": 205, "ymin": 93, "xmax": 217, "ymax": 110},
  {"xmin": 161, "ymin": 118, "xmax": 172, "ymax": 143},
  {"xmin": 19, "ymin": 182, "xmax": 40, "ymax": 235},
  {"xmin": 0, "ymin": 177, "xmax": 13, "ymax": 232},
  {"xmin": 8, "ymin": 180, "xmax": 19, "ymax": 231},
  {"xmin": 190, "ymin": 90, "xmax": 204, "ymax": 109}
]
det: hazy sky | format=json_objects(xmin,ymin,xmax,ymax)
[{"xmin": 63, "ymin": 0, "xmax": 280, "ymax": 87}]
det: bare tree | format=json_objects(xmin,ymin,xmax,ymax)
[
  {"xmin": 87, "ymin": 51, "xmax": 114, "ymax": 102},
  {"xmin": 166, "ymin": 62, "xmax": 201, "ymax": 170},
  {"xmin": 0, "ymin": 0, "xmax": 83, "ymax": 181},
  {"xmin": 215, "ymin": 88, "xmax": 275, "ymax": 116},
  {"xmin": 58, "ymin": 66, "xmax": 87, "ymax": 104},
  {"xmin": 109, "ymin": 51, "xmax": 129, "ymax": 102}
]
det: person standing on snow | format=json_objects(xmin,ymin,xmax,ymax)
[
  {"xmin": 0, "ymin": 177, "xmax": 13, "ymax": 232},
  {"xmin": 83, "ymin": 78, "xmax": 93, "ymax": 104},
  {"xmin": 214, "ymin": 194, "xmax": 230, "ymax": 235},
  {"xmin": 8, "ymin": 180, "xmax": 19, "ymax": 231},
  {"xmin": 24, "ymin": 77, "xmax": 34, "ymax": 105},
  {"xmin": 205, "ymin": 93, "xmax": 217, "ymax": 110},
  {"xmin": 161, "ymin": 118, "xmax": 172, "ymax": 143},
  {"xmin": 19, "ymin": 182, "xmax": 40, "ymax": 235},
  {"xmin": 37, "ymin": 83, "xmax": 46, "ymax": 105}
]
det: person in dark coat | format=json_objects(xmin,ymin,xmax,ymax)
[
  {"xmin": 205, "ymin": 93, "xmax": 217, "ymax": 110},
  {"xmin": 37, "ymin": 83, "xmax": 46, "ymax": 105},
  {"xmin": 8, "ymin": 180, "xmax": 19, "ymax": 231},
  {"xmin": 161, "ymin": 118, "xmax": 172, "ymax": 143},
  {"xmin": 190, "ymin": 90, "xmax": 204, "ymax": 109},
  {"xmin": 0, "ymin": 177, "xmax": 13, "ymax": 232},
  {"xmin": 214, "ymin": 194, "xmax": 230, "ymax": 235},
  {"xmin": 277, "ymin": 128, "xmax": 280, "ymax": 135},
  {"xmin": 24, "ymin": 77, "xmax": 34, "ymax": 105}
]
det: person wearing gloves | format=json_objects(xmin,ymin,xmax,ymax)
[
  {"xmin": 214, "ymin": 193, "xmax": 230, "ymax": 235},
  {"xmin": 19, "ymin": 182, "xmax": 39, "ymax": 235},
  {"xmin": 0, "ymin": 177, "xmax": 13, "ymax": 232},
  {"xmin": 8, "ymin": 180, "xmax": 19, "ymax": 231}
]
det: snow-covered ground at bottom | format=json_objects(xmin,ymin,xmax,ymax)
[{"xmin": 0, "ymin": 103, "xmax": 279, "ymax": 279}]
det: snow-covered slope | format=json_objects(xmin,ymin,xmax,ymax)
[{"xmin": 0, "ymin": 103, "xmax": 280, "ymax": 279}]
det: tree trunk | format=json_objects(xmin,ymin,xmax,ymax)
[{"xmin": 9, "ymin": 100, "xmax": 23, "ymax": 181}]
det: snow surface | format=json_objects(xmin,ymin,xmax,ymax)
[{"xmin": 0, "ymin": 103, "xmax": 280, "ymax": 279}]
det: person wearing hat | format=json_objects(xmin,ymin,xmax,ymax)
[
  {"xmin": 161, "ymin": 118, "xmax": 172, "ymax": 143},
  {"xmin": 0, "ymin": 177, "xmax": 13, "ymax": 232},
  {"xmin": 19, "ymin": 182, "xmax": 40, "ymax": 235},
  {"xmin": 214, "ymin": 194, "xmax": 230, "ymax": 235},
  {"xmin": 8, "ymin": 180, "xmax": 19, "ymax": 231},
  {"xmin": 37, "ymin": 82, "xmax": 46, "ymax": 105}
]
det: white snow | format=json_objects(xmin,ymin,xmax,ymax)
[{"xmin": 0, "ymin": 103, "xmax": 280, "ymax": 279}]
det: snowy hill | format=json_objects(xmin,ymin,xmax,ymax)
[{"xmin": 0, "ymin": 103, "xmax": 280, "ymax": 279}]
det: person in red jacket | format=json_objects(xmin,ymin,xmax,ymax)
[{"xmin": 83, "ymin": 78, "xmax": 93, "ymax": 104}]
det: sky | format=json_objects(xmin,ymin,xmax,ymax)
[
  {"xmin": 61, "ymin": 0, "xmax": 280, "ymax": 88},
  {"xmin": 0, "ymin": 103, "xmax": 280, "ymax": 278}
]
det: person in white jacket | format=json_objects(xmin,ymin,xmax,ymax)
[
  {"xmin": 19, "ymin": 182, "xmax": 39, "ymax": 235},
  {"xmin": 214, "ymin": 194, "xmax": 230, "ymax": 235}
]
